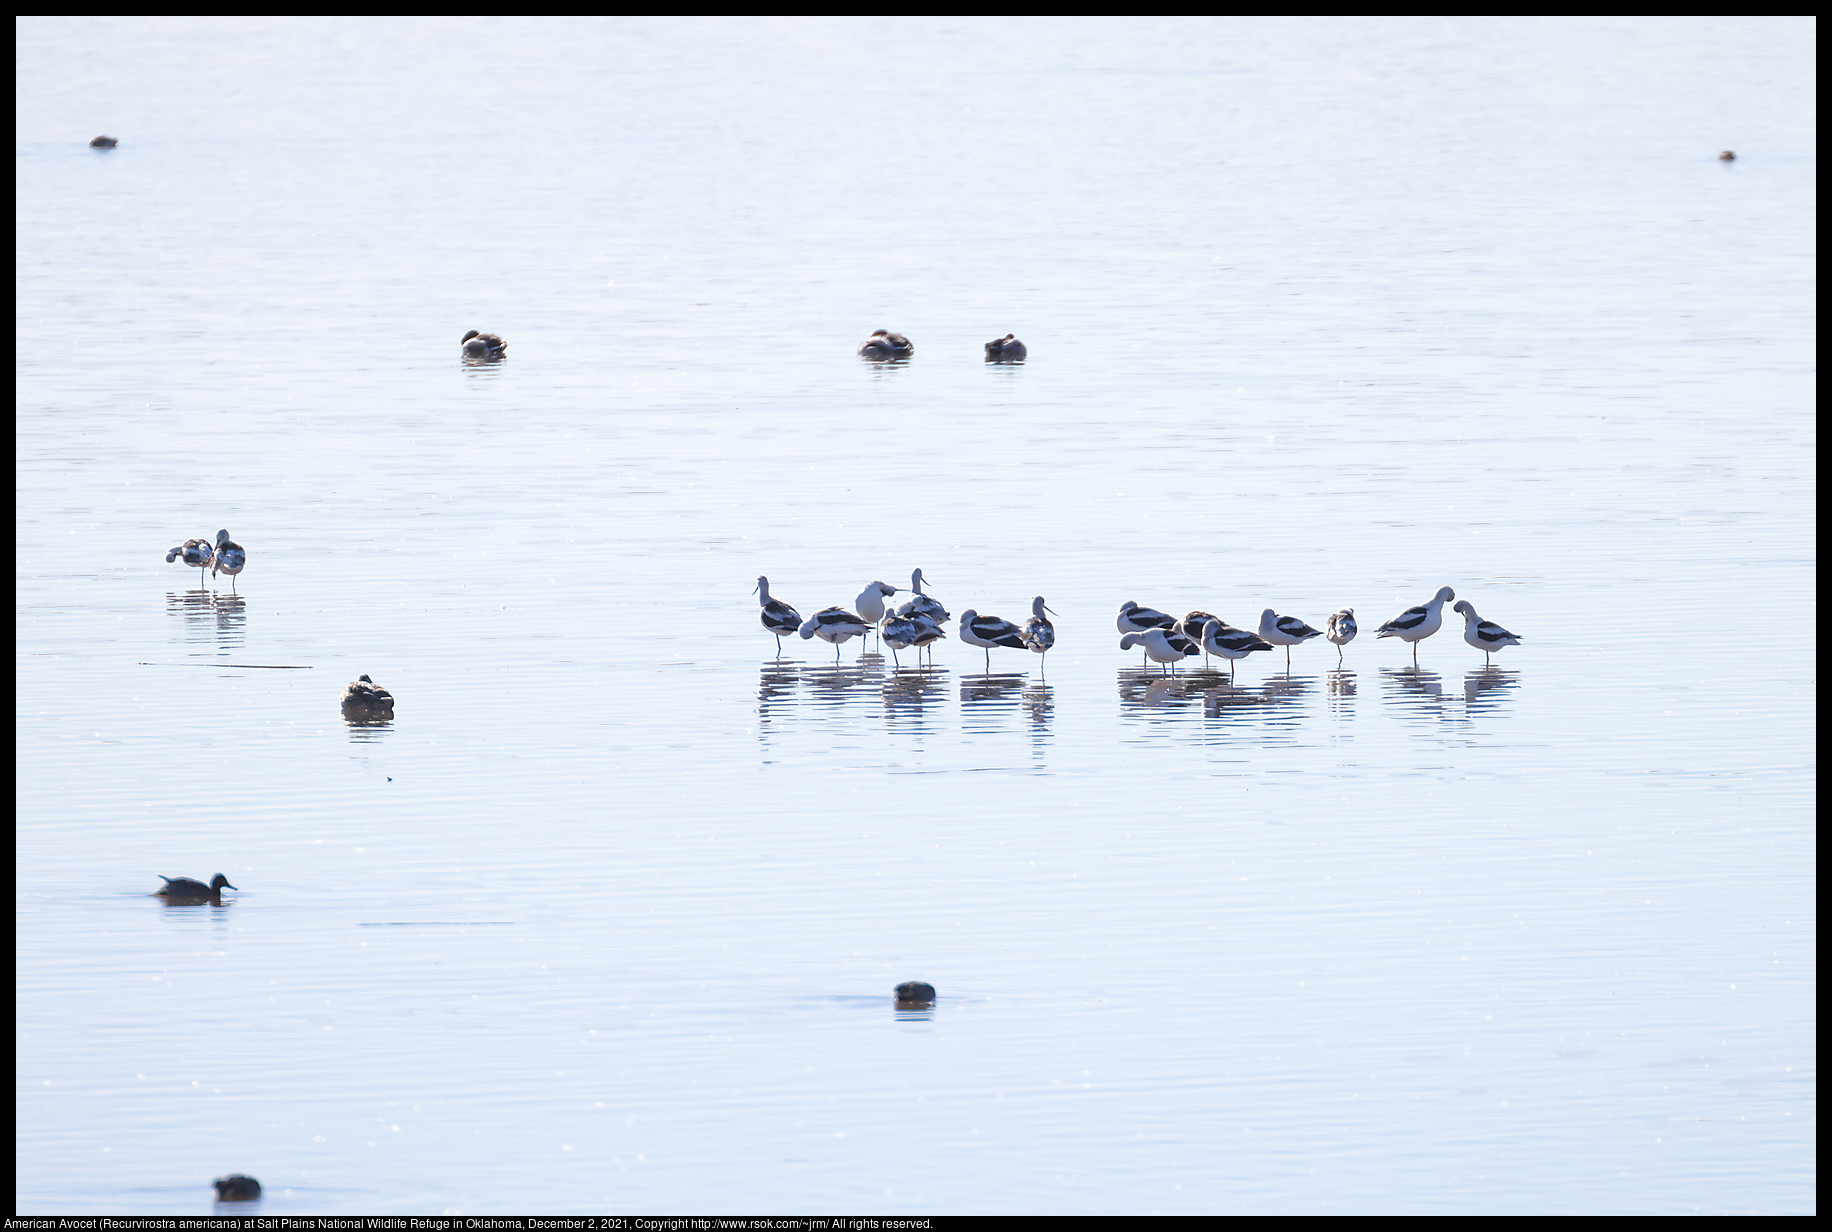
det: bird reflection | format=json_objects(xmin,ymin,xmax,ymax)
[
  {"xmin": 1325, "ymin": 670, "xmax": 1358, "ymax": 703},
  {"xmin": 1023, "ymin": 681, "xmax": 1053, "ymax": 727},
  {"xmin": 1463, "ymin": 666, "xmax": 1521, "ymax": 712},
  {"xmin": 961, "ymin": 673, "xmax": 1024, "ymax": 706},
  {"xmin": 882, "ymin": 667, "xmax": 944, "ymax": 729},
  {"xmin": 166, "ymin": 590, "xmax": 246, "ymax": 650},
  {"xmin": 1382, "ymin": 666, "xmax": 1446, "ymax": 721},
  {"xmin": 344, "ymin": 715, "xmax": 393, "ymax": 741}
]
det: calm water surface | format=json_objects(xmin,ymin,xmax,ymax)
[{"xmin": 16, "ymin": 16, "xmax": 1815, "ymax": 1214}]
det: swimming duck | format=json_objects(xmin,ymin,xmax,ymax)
[
  {"xmin": 858, "ymin": 330, "xmax": 913, "ymax": 359},
  {"xmin": 984, "ymin": 333, "xmax": 1026, "ymax": 360},
  {"xmin": 90, "ymin": 136, "xmax": 118, "ymax": 149},
  {"xmin": 342, "ymin": 674, "xmax": 395, "ymax": 715},
  {"xmin": 211, "ymin": 529, "xmax": 246, "ymax": 591},
  {"xmin": 212, "ymin": 1174, "xmax": 261, "ymax": 1202},
  {"xmin": 1718, "ymin": 150, "xmax": 1736, "ymax": 161},
  {"xmin": 894, "ymin": 981, "xmax": 936, "ymax": 1006},
  {"xmin": 155, "ymin": 874, "xmax": 237, "ymax": 904},
  {"xmin": 461, "ymin": 330, "xmax": 507, "ymax": 359},
  {"xmin": 165, "ymin": 537, "xmax": 214, "ymax": 585}
]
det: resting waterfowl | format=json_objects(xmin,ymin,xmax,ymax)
[
  {"xmin": 1718, "ymin": 150, "xmax": 1736, "ymax": 161},
  {"xmin": 212, "ymin": 1174, "xmax": 261, "ymax": 1202},
  {"xmin": 165, "ymin": 537, "xmax": 214, "ymax": 585},
  {"xmin": 342, "ymin": 674, "xmax": 394, "ymax": 716},
  {"xmin": 211, "ymin": 529, "xmax": 246, "ymax": 591},
  {"xmin": 155, "ymin": 874, "xmax": 237, "ymax": 904},
  {"xmin": 984, "ymin": 333, "xmax": 1026, "ymax": 360},
  {"xmin": 461, "ymin": 330, "xmax": 507, "ymax": 359},
  {"xmin": 894, "ymin": 981, "xmax": 936, "ymax": 1006},
  {"xmin": 90, "ymin": 135, "xmax": 118, "ymax": 149},
  {"xmin": 858, "ymin": 330, "xmax": 913, "ymax": 359}
]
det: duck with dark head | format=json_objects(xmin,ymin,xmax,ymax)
[
  {"xmin": 984, "ymin": 333, "xmax": 1026, "ymax": 361},
  {"xmin": 858, "ymin": 329, "xmax": 913, "ymax": 360},
  {"xmin": 462, "ymin": 330, "xmax": 507, "ymax": 360}
]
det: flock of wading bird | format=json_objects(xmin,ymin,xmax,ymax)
[{"xmin": 757, "ymin": 574, "xmax": 1524, "ymax": 673}]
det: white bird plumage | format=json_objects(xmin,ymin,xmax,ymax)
[
  {"xmin": 165, "ymin": 537, "xmax": 214, "ymax": 586},
  {"xmin": 1258, "ymin": 608, "xmax": 1323, "ymax": 666},
  {"xmin": 754, "ymin": 576, "xmax": 803, "ymax": 654},
  {"xmin": 854, "ymin": 580, "xmax": 902, "ymax": 627},
  {"xmin": 798, "ymin": 606, "xmax": 872, "ymax": 660},
  {"xmin": 1325, "ymin": 608, "xmax": 1357, "ymax": 663},
  {"xmin": 1021, "ymin": 597, "xmax": 1057, "ymax": 658},
  {"xmin": 898, "ymin": 569, "xmax": 949, "ymax": 624},
  {"xmin": 1197, "ymin": 619, "xmax": 1273, "ymax": 675},
  {"xmin": 958, "ymin": 609, "xmax": 1028, "ymax": 671},
  {"xmin": 1375, "ymin": 586, "xmax": 1455, "ymax": 662},
  {"xmin": 1120, "ymin": 627, "xmax": 1200, "ymax": 671},
  {"xmin": 1453, "ymin": 600, "xmax": 1522, "ymax": 663}
]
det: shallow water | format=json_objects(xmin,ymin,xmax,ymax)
[{"xmin": 15, "ymin": 16, "xmax": 1815, "ymax": 1214}]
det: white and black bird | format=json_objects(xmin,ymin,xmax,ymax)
[
  {"xmin": 958, "ymin": 609, "xmax": 1028, "ymax": 671},
  {"xmin": 898, "ymin": 569, "xmax": 949, "ymax": 624},
  {"xmin": 798, "ymin": 606, "xmax": 872, "ymax": 659},
  {"xmin": 854, "ymin": 580, "xmax": 903, "ymax": 638},
  {"xmin": 1258, "ymin": 608, "xmax": 1324, "ymax": 666},
  {"xmin": 461, "ymin": 330, "xmax": 506, "ymax": 359},
  {"xmin": 1021, "ymin": 596, "xmax": 1057, "ymax": 658},
  {"xmin": 880, "ymin": 609, "xmax": 922, "ymax": 666},
  {"xmin": 1453, "ymin": 600, "xmax": 1522, "ymax": 663},
  {"xmin": 165, "ymin": 537, "xmax": 214, "ymax": 586},
  {"xmin": 1375, "ymin": 586, "xmax": 1456, "ymax": 662},
  {"xmin": 1198, "ymin": 619, "xmax": 1273, "ymax": 676},
  {"xmin": 754, "ymin": 576, "xmax": 803, "ymax": 654},
  {"xmin": 1180, "ymin": 611, "xmax": 1220, "ymax": 664},
  {"xmin": 1120, "ymin": 627, "xmax": 1200, "ymax": 672},
  {"xmin": 1325, "ymin": 608, "xmax": 1357, "ymax": 663},
  {"xmin": 1117, "ymin": 601, "xmax": 1177, "ymax": 664},
  {"xmin": 211, "ymin": 529, "xmax": 246, "ymax": 592},
  {"xmin": 906, "ymin": 613, "xmax": 947, "ymax": 666}
]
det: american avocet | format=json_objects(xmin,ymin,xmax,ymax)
[
  {"xmin": 461, "ymin": 330, "xmax": 506, "ymax": 359},
  {"xmin": 341, "ymin": 674, "xmax": 395, "ymax": 716},
  {"xmin": 1198, "ymin": 619, "xmax": 1273, "ymax": 676},
  {"xmin": 858, "ymin": 330, "xmax": 913, "ymax": 360},
  {"xmin": 1376, "ymin": 586, "xmax": 1455, "ymax": 662},
  {"xmin": 1022, "ymin": 596, "xmax": 1057, "ymax": 658},
  {"xmin": 880, "ymin": 609, "xmax": 920, "ymax": 666},
  {"xmin": 959, "ymin": 609, "xmax": 1027, "ymax": 671},
  {"xmin": 898, "ymin": 569, "xmax": 949, "ymax": 624},
  {"xmin": 1258, "ymin": 608, "xmax": 1323, "ymax": 666},
  {"xmin": 211, "ymin": 530, "xmax": 246, "ymax": 591},
  {"xmin": 855, "ymin": 580, "xmax": 903, "ymax": 636},
  {"xmin": 1118, "ymin": 601, "xmax": 1177, "ymax": 664},
  {"xmin": 754, "ymin": 576, "xmax": 803, "ymax": 654},
  {"xmin": 907, "ymin": 613, "xmax": 947, "ymax": 666},
  {"xmin": 1453, "ymin": 600, "xmax": 1523, "ymax": 663},
  {"xmin": 1180, "ymin": 611, "xmax": 1219, "ymax": 664},
  {"xmin": 799, "ymin": 606, "xmax": 872, "ymax": 660},
  {"xmin": 984, "ymin": 333, "xmax": 1027, "ymax": 360},
  {"xmin": 154, "ymin": 873, "xmax": 237, "ymax": 904},
  {"xmin": 165, "ymin": 537, "xmax": 214, "ymax": 586},
  {"xmin": 1120, "ymin": 627, "xmax": 1199, "ymax": 672},
  {"xmin": 1325, "ymin": 608, "xmax": 1357, "ymax": 663}
]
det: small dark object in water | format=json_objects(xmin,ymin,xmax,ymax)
[
  {"xmin": 90, "ymin": 136, "xmax": 118, "ymax": 148},
  {"xmin": 858, "ymin": 329, "xmax": 913, "ymax": 359},
  {"xmin": 984, "ymin": 333, "xmax": 1027, "ymax": 361},
  {"xmin": 462, "ymin": 329, "xmax": 507, "ymax": 359},
  {"xmin": 1718, "ymin": 150, "xmax": 1736, "ymax": 161},
  {"xmin": 894, "ymin": 981, "xmax": 936, "ymax": 1006},
  {"xmin": 212, "ymin": 1174, "xmax": 261, "ymax": 1202},
  {"xmin": 156, "ymin": 874, "xmax": 237, "ymax": 904},
  {"xmin": 342, "ymin": 674, "xmax": 394, "ymax": 707}
]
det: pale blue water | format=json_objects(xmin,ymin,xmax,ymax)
[{"xmin": 16, "ymin": 16, "xmax": 1815, "ymax": 1215}]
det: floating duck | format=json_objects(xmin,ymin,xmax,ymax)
[
  {"xmin": 894, "ymin": 981, "xmax": 936, "ymax": 1006},
  {"xmin": 155, "ymin": 874, "xmax": 237, "ymax": 904},
  {"xmin": 341, "ymin": 674, "xmax": 394, "ymax": 716},
  {"xmin": 858, "ymin": 330, "xmax": 913, "ymax": 360},
  {"xmin": 89, "ymin": 136, "xmax": 117, "ymax": 149},
  {"xmin": 984, "ymin": 333, "xmax": 1027, "ymax": 360},
  {"xmin": 212, "ymin": 1174, "xmax": 261, "ymax": 1202},
  {"xmin": 461, "ymin": 330, "xmax": 507, "ymax": 359}
]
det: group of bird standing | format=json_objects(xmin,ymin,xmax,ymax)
[
  {"xmin": 756, "ymin": 570, "xmax": 1057, "ymax": 670},
  {"xmin": 1115, "ymin": 586, "xmax": 1520, "ymax": 671},
  {"xmin": 759, "ymin": 578, "xmax": 1522, "ymax": 671},
  {"xmin": 162, "ymin": 529, "xmax": 248, "ymax": 591}
]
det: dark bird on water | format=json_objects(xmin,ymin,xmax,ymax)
[
  {"xmin": 894, "ymin": 981, "xmax": 936, "ymax": 1006},
  {"xmin": 462, "ymin": 330, "xmax": 507, "ymax": 359},
  {"xmin": 90, "ymin": 136, "xmax": 117, "ymax": 148},
  {"xmin": 212, "ymin": 1175, "xmax": 261, "ymax": 1202},
  {"xmin": 984, "ymin": 333, "xmax": 1027, "ymax": 360},
  {"xmin": 858, "ymin": 330, "xmax": 913, "ymax": 360},
  {"xmin": 342, "ymin": 674, "xmax": 395, "ymax": 717},
  {"xmin": 155, "ymin": 874, "xmax": 237, "ymax": 904}
]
